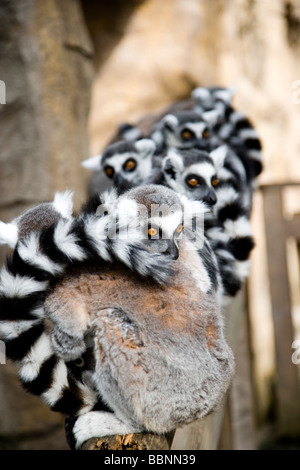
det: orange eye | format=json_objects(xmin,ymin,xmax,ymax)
[
  {"xmin": 202, "ymin": 129, "xmax": 209, "ymax": 139},
  {"xmin": 148, "ymin": 227, "xmax": 158, "ymax": 237},
  {"xmin": 211, "ymin": 178, "xmax": 218, "ymax": 187},
  {"xmin": 176, "ymin": 224, "xmax": 183, "ymax": 234},
  {"xmin": 181, "ymin": 129, "xmax": 194, "ymax": 140},
  {"xmin": 188, "ymin": 178, "xmax": 198, "ymax": 187},
  {"xmin": 124, "ymin": 159, "xmax": 136, "ymax": 171},
  {"xmin": 104, "ymin": 166, "xmax": 114, "ymax": 178}
]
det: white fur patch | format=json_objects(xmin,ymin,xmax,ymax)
[
  {"xmin": 84, "ymin": 217, "xmax": 112, "ymax": 259},
  {"xmin": 134, "ymin": 138, "xmax": 156, "ymax": 157},
  {"xmin": 0, "ymin": 319, "xmax": 40, "ymax": 340},
  {"xmin": 238, "ymin": 128, "xmax": 258, "ymax": 140},
  {"xmin": 210, "ymin": 145, "xmax": 228, "ymax": 172},
  {"xmin": 123, "ymin": 126, "xmax": 142, "ymax": 142},
  {"xmin": 191, "ymin": 87, "xmax": 211, "ymax": 105},
  {"xmin": 180, "ymin": 122, "xmax": 207, "ymax": 138},
  {"xmin": 18, "ymin": 233, "xmax": 64, "ymax": 275},
  {"xmin": 0, "ymin": 268, "xmax": 48, "ymax": 297},
  {"xmin": 42, "ymin": 359, "xmax": 68, "ymax": 406},
  {"xmin": 223, "ymin": 217, "xmax": 252, "ymax": 239},
  {"xmin": 54, "ymin": 219, "xmax": 87, "ymax": 262},
  {"xmin": 73, "ymin": 411, "xmax": 142, "ymax": 449},
  {"xmin": 218, "ymin": 123, "xmax": 233, "ymax": 140},
  {"xmin": 183, "ymin": 243, "xmax": 212, "ymax": 293},
  {"xmin": 186, "ymin": 162, "xmax": 216, "ymax": 186},
  {"xmin": 214, "ymin": 87, "xmax": 235, "ymax": 104},
  {"xmin": 53, "ymin": 191, "xmax": 74, "ymax": 219},
  {"xmin": 214, "ymin": 186, "xmax": 238, "ymax": 210},
  {"xmin": 0, "ymin": 221, "xmax": 18, "ymax": 248},
  {"xmin": 229, "ymin": 111, "xmax": 246, "ymax": 125},
  {"xmin": 150, "ymin": 210, "xmax": 183, "ymax": 239},
  {"xmin": 82, "ymin": 154, "xmax": 101, "ymax": 170},
  {"xmin": 234, "ymin": 259, "xmax": 250, "ymax": 281},
  {"xmin": 19, "ymin": 333, "xmax": 53, "ymax": 382},
  {"xmin": 248, "ymin": 149, "xmax": 262, "ymax": 161}
]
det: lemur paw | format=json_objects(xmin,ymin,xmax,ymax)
[{"xmin": 72, "ymin": 411, "xmax": 143, "ymax": 449}]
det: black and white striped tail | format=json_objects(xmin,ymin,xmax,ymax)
[
  {"xmin": 0, "ymin": 207, "xmax": 175, "ymax": 416},
  {"xmin": 192, "ymin": 86, "xmax": 263, "ymax": 179}
]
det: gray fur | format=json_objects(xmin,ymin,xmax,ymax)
[{"xmin": 45, "ymin": 233, "xmax": 234, "ymax": 438}]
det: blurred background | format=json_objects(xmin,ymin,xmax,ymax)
[{"xmin": 0, "ymin": 0, "xmax": 300, "ymax": 450}]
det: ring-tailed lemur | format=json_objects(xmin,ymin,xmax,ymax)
[
  {"xmin": 82, "ymin": 133, "xmax": 255, "ymax": 298},
  {"xmin": 158, "ymin": 145, "xmax": 255, "ymax": 295},
  {"xmin": 0, "ymin": 185, "xmax": 234, "ymax": 448},
  {"xmin": 0, "ymin": 189, "xmax": 177, "ymax": 414},
  {"xmin": 108, "ymin": 86, "xmax": 263, "ymax": 183},
  {"xmin": 150, "ymin": 109, "xmax": 221, "ymax": 155},
  {"xmin": 191, "ymin": 86, "xmax": 263, "ymax": 178}
]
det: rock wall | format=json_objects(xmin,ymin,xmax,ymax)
[
  {"xmin": 83, "ymin": 0, "xmax": 300, "ymax": 186},
  {"xmin": 0, "ymin": 0, "xmax": 94, "ymax": 449}
]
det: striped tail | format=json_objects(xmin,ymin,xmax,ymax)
[
  {"xmin": 192, "ymin": 86, "xmax": 263, "ymax": 179},
  {"xmin": 0, "ymin": 204, "xmax": 176, "ymax": 415}
]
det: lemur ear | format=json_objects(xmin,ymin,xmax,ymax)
[
  {"xmin": 210, "ymin": 145, "xmax": 228, "ymax": 172},
  {"xmin": 163, "ymin": 149, "xmax": 184, "ymax": 180},
  {"xmin": 134, "ymin": 138, "xmax": 156, "ymax": 159},
  {"xmin": 214, "ymin": 86, "xmax": 235, "ymax": 104},
  {"xmin": 191, "ymin": 87, "xmax": 213, "ymax": 108},
  {"xmin": 161, "ymin": 114, "xmax": 178, "ymax": 131},
  {"xmin": 0, "ymin": 221, "xmax": 18, "ymax": 248},
  {"xmin": 201, "ymin": 109, "xmax": 220, "ymax": 127},
  {"xmin": 81, "ymin": 154, "xmax": 102, "ymax": 170},
  {"xmin": 118, "ymin": 123, "xmax": 142, "ymax": 142},
  {"xmin": 53, "ymin": 191, "xmax": 74, "ymax": 219}
]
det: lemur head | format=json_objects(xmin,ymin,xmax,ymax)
[
  {"xmin": 162, "ymin": 146, "xmax": 227, "ymax": 206},
  {"xmin": 191, "ymin": 86, "xmax": 235, "ymax": 113},
  {"xmin": 99, "ymin": 184, "xmax": 206, "ymax": 261},
  {"xmin": 151, "ymin": 110, "xmax": 220, "ymax": 151},
  {"xmin": 0, "ymin": 191, "xmax": 73, "ymax": 249},
  {"xmin": 191, "ymin": 86, "xmax": 235, "ymax": 122},
  {"xmin": 82, "ymin": 139, "xmax": 156, "ymax": 189}
]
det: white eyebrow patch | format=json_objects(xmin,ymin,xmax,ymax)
[
  {"xmin": 185, "ymin": 162, "xmax": 216, "ymax": 185},
  {"xmin": 179, "ymin": 122, "xmax": 207, "ymax": 138},
  {"xmin": 102, "ymin": 153, "xmax": 134, "ymax": 173},
  {"xmin": 149, "ymin": 211, "xmax": 183, "ymax": 238}
]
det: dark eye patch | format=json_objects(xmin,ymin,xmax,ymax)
[
  {"xmin": 123, "ymin": 159, "xmax": 137, "ymax": 172},
  {"xmin": 181, "ymin": 128, "xmax": 196, "ymax": 140},
  {"xmin": 185, "ymin": 174, "xmax": 205, "ymax": 188},
  {"xmin": 104, "ymin": 166, "xmax": 114, "ymax": 178}
]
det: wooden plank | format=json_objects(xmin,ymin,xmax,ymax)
[
  {"xmin": 229, "ymin": 307, "xmax": 256, "ymax": 450},
  {"xmin": 286, "ymin": 216, "xmax": 300, "ymax": 240},
  {"xmin": 262, "ymin": 185, "xmax": 300, "ymax": 435}
]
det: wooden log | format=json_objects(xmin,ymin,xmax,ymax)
[{"xmin": 81, "ymin": 432, "xmax": 175, "ymax": 451}]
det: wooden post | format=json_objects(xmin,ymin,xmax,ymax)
[{"xmin": 262, "ymin": 184, "xmax": 300, "ymax": 436}]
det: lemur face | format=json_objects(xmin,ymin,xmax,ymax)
[
  {"xmin": 120, "ymin": 184, "xmax": 185, "ymax": 260},
  {"xmin": 151, "ymin": 110, "xmax": 220, "ymax": 151},
  {"xmin": 82, "ymin": 139, "xmax": 156, "ymax": 189},
  {"xmin": 162, "ymin": 147, "xmax": 227, "ymax": 207}
]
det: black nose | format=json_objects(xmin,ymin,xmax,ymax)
[
  {"xmin": 203, "ymin": 190, "xmax": 217, "ymax": 206},
  {"xmin": 164, "ymin": 242, "xmax": 179, "ymax": 260}
]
